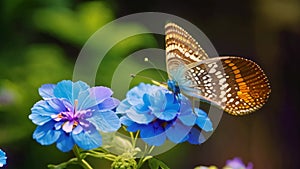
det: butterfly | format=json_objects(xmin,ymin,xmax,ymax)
[{"xmin": 165, "ymin": 22, "xmax": 271, "ymax": 115}]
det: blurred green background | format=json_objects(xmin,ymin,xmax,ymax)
[{"xmin": 0, "ymin": 0, "xmax": 299, "ymax": 168}]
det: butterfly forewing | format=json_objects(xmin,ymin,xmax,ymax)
[
  {"xmin": 165, "ymin": 22, "xmax": 271, "ymax": 115},
  {"xmin": 165, "ymin": 23, "xmax": 209, "ymax": 64}
]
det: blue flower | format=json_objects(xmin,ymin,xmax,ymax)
[
  {"xmin": 224, "ymin": 157, "xmax": 253, "ymax": 169},
  {"xmin": 29, "ymin": 80, "xmax": 121, "ymax": 152},
  {"xmin": 0, "ymin": 149, "xmax": 6, "ymax": 167},
  {"xmin": 117, "ymin": 83, "xmax": 213, "ymax": 146}
]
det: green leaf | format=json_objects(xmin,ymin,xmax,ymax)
[{"xmin": 148, "ymin": 158, "xmax": 170, "ymax": 169}]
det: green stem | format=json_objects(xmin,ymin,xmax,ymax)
[
  {"xmin": 85, "ymin": 152, "xmax": 117, "ymax": 161},
  {"xmin": 136, "ymin": 144, "xmax": 155, "ymax": 168},
  {"xmin": 73, "ymin": 146, "xmax": 93, "ymax": 169},
  {"xmin": 48, "ymin": 158, "xmax": 78, "ymax": 169},
  {"xmin": 136, "ymin": 144, "xmax": 147, "ymax": 169},
  {"xmin": 134, "ymin": 130, "xmax": 140, "ymax": 148},
  {"xmin": 148, "ymin": 146, "xmax": 155, "ymax": 154},
  {"xmin": 136, "ymin": 157, "xmax": 144, "ymax": 169}
]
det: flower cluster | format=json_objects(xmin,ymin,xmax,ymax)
[
  {"xmin": 29, "ymin": 80, "xmax": 121, "ymax": 152},
  {"xmin": 29, "ymin": 80, "xmax": 215, "ymax": 168},
  {"xmin": 0, "ymin": 149, "xmax": 6, "ymax": 167},
  {"xmin": 117, "ymin": 83, "xmax": 213, "ymax": 146}
]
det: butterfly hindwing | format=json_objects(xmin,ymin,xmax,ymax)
[{"xmin": 186, "ymin": 56, "xmax": 271, "ymax": 115}]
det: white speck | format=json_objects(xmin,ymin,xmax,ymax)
[
  {"xmin": 209, "ymin": 68, "xmax": 216, "ymax": 74},
  {"xmin": 215, "ymin": 71, "xmax": 221, "ymax": 75},
  {"xmin": 217, "ymin": 75, "xmax": 223, "ymax": 79},
  {"xmin": 219, "ymin": 78, "xmax": 226, "ymax": 85},
  {"xmin": 222, "ymin": 97, "xmax": 227, "ymax": 102}
]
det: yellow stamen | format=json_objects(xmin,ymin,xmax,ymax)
[{"xmin": 74, "ymin": 99, "xmax": 78, "ymax": 111}]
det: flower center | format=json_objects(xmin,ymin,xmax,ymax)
[{"xmin": 53, "ymin": 99, "xmax": 84, "ymax": 132}]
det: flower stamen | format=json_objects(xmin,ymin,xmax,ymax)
[{"xmin": 74, "ymin": 99, "xmax": 78, "ymax": 112}]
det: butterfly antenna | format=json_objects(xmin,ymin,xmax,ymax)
[
  {"xmin": 144, "ymin": 57, "xmax": 167, "ymax": 82},
  {"xmin": 130, "ymin": 74, "xmax": 153, "ymax": 81},
  {"xmin": 130, "ymin": 74, "xmax": 167, "ymax": 88}
]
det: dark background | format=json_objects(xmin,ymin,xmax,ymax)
[{"xmin": 0, "ymin": 0, "xmax": 299, "ymax": 168}]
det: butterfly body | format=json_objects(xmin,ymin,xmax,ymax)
[
  {"xmin": 167, "ymin": 80, "xmax": 180, "ymax": 96},
  {"xmin": 165, "ymin": 23, "xmax": 271, "ymax": 115}
]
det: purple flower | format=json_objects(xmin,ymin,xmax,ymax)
[
  {"xmin": 117, "ymin": 83, "xmax": 213, "ymax": 146},
  {"xmin": 29, "ymin": 80, "xmax": 121, "ymax": 152},
  {"xmin": 225, "ymin": 157, "xmax": 253, "ymax": 169}
]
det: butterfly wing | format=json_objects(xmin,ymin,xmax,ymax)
[
  {"xmin": 165, "ymin": 22, "xmax": 209, "ymax": 65},
  {"xmin": 165, "ymin": 22, "xmax": 271, "ymax": 115},
  {"xmin": 165, "ymin": 22, "xmax": 211, "ymax": 100},
  {"xmin": 185, "ymin": 56, "xmax": 271, "ymax": 115}
]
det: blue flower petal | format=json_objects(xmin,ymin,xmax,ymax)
[
  {"xmin": 120, "ymin": 116, "xmax": 134, "ymax": 126},
  {"xmin": 33, "ymin": 121, "xmax": 61, "ymax": 145},
  {"xmin": 72, "ymin": 126, "xmax": 102, "ymax": 150},
  {"xmin": 56, "ymin": 132, "xmax": 75, "ymax": 152},
  {"xmin": 72, "ymin": 125, "xmax": 83, "ymax": 134},
  {"xmin": 126, "ymin": 123, "xmax": 142, "ymax": 132},
  {"xmin": 0, "ymin": 149, "xmax": 7, "ymax": 167},
  {"xmin": 54, "ymin": 80, "xmax": 89, "ymax": 104},
  {"xmin": 154, "ymin": 109, "xmax": 178, "ymax": 121},
  {"xmin": 142, "ymin": 93, "xmax": 151, "ymax": 107},
  {"xmin": 178, "ymin": 97, "xmax": 197, "ymax": 126},
  {"xmin": 87, "ymin": 110, "xmax": 121, "ymax": 132},
  {"xmin": 120, "ymin": 116, "xmax": 142, "ymax": 132},
  {"xmin": 54, "ymin": 122, "xmax": 64, "ymax": 130},
  {"xmin": 39, "ymin": 84, "xmax": 56, "ymax": 99},
  {"xmin": 76, "ymin": 89, "xmax": 93, "ymax": 110},
  {"xmin": 116, "ymin": 100, "xmax": 131, "ymax": 113},
  {"xmin": 53, "ymin": 80, "xmax": 73, "ymax": 101},
  {"xmin": 90, "ymin": 86, "xmax": 113, "ymax": 103},
  {"xmin": 132, "ymin": 103, "xmax": 150, "ymax": 114},
  {"xmin": 194, "ymin": 108, "xmax": 213, "ymax": 132},
  {"xmin": 29, "ymin": 99, "xmax": 67, "ymax": 125},
  {"xmin": 140, "ymin": 124, "xmax": 166, "ymax": 146},
  {"xmin": 31, "ymin": 100, "xmax": 56, "ymax": 115},
  {"xmin": 72, "ymin": 81, "xmax": 90, "ymax": 97},
  {"xmin": 126, "ymin": 86, "xmax": 145, "ymax": 105},
  {"xmin": 150, "ymin": 91, "xmax": 179, "ymax": 121},
  {"xmin": 78, "ymin": 87, "xmax": 119, "ymax": 111},
  {"xmin": 148, "ymin": 90, "xmax": 166, "ymax": 109},
  {"xmin": 127, "ymin": 108, "xmax": 155, "ymax": 124},
  {"xmin": 126, "ymin": 83, "xmax": 159, "ymax": 105},
  {"xmin": 47, "ymin": 99, "xmax": 68, "ymax": 112},
  {"xmin": 165, "ymin": 120, "xmax": 191, "ymax": 143},
  {"xmin": 187, "ymin": 127, "xmax": 206, "ymax": 144},
  {"xmin": 178, "ymin": 110, "xmax": 196, "ymax": 126},
  {"xmin": 97, "ymin": 98, "xmax": 120, "ymax": 111},
  {"xmin": 62, "ymin": 121, "xmax": 74, "ymax": 133},
  {"xmin": 29, "ymin": 113, "xmax": 53, "ymax": 126},
  {"xmin": 62, "ymin": 99, "xmax": 74, "ymax": 112}
]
